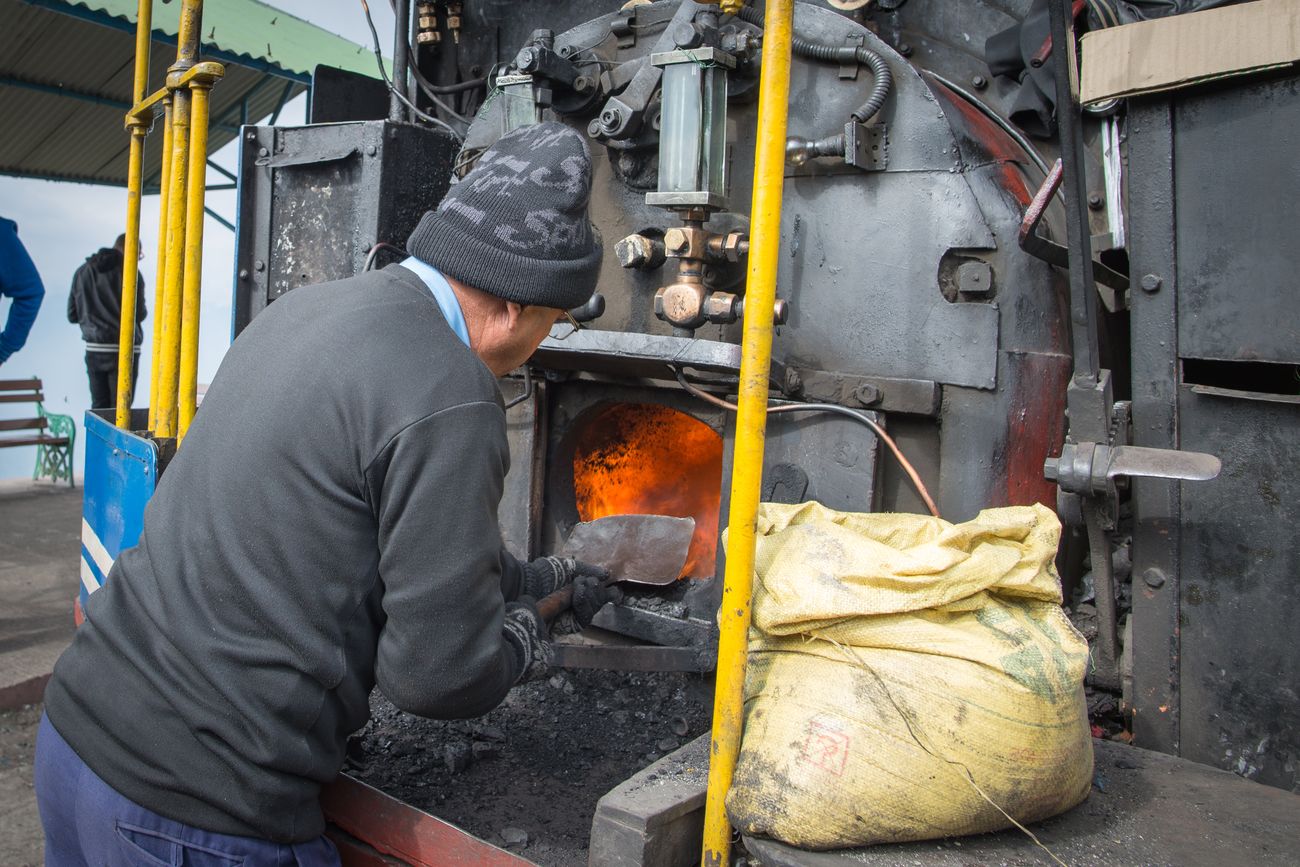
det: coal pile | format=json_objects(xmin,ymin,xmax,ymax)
[{"xmin": 349, "ymin": 669, "xmax": 713, "ymax": 866}]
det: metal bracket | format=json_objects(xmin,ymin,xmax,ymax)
[
  {"xmin": 844, "ymin": 122, "xmax": 887, "ymax": 171},
  {"xmin": 1019, "ymin": 160, "xmax": 1129, "ymax": 292},
  {"xmin": 839, "ymin": 34, "xmax": 865, "ymax": 80}
]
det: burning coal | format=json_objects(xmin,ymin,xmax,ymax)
[{"xmin": 572, "ymin": 403, "xmax": 722, "ymax": 579}]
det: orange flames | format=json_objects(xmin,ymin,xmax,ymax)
[{"xmin": 572, "ymin": 403, "xmax": 723, "ymax": 579}]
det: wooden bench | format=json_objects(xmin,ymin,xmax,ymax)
[{"xmin": 0, "ymin": 378, "xmax": 75, "ymax": 486}]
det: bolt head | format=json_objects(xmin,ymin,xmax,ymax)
[
  {"xmin": 1143, "ymin": 568, "xmax": 1167, "ymax": 589},
  {"xmin": 1140, "ymin": 274, "xmax": 1162, "ymax": 293},
  {"xmin": 853, "ymin": 383, "xmax": 882, "ymax": 406},
  {"xmin": 971, "ymin": 75, "xmax": 988, "ymax": 90},
  {"xmin": 664, "ymin": 228, "xmax": 690, "ymax": 255},
  {"xmin": 1088, "ymin": 191, "xmax": 1105, "ymax": 210}
]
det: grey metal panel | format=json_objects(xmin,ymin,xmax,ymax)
[
  {"xmin": 1173, "ymin": 75, "xmax": 1300, "ymax": 364},
  {"xmin": 719, "ymin": 406, "xmax": 880, "ymax": 517},
  {"xmin": 233, "ymin": 120, "xmax": 458, "ymax": 333},
  {"xmin": 776, "ymin": 175, "xmax": 1000, "ymax": 389},
  {"xmin": 500, "ymin": 377, "xmax": 545, "ymax": 560},
  {"xmin": 1126, "ymin": 99, "xmax": 1184, "ymax": 756},
  {"xmin": 1176, "ymin": 387, "xmax": 1300, "ymax": 792}
]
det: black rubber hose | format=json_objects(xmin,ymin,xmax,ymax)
[{"xmin": 737, "ymin": 5, "xmax": 893, "ymax": 123}]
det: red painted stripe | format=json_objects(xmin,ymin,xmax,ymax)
[{"xmin": 321, "ymin": 773, "xmax": 534, "ymax": 867}]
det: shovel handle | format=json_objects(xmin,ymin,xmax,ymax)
[{"xmin": 535, "ymin": 585, "xmax": 575, "ymax": 623}]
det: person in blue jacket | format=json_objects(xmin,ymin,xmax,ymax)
[{"xmin": 0, "ymin": 217, "xmax": 45, "ymax": 367}]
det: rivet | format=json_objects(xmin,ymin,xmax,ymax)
[{"xmin": 1140, "ymin": 274, "xmax": 1162, "ymax": 293}]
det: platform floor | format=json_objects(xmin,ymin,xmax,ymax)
[
  {"xmin": 0, "ymin": 478, "xmax": 80, "ymax": 710},
  {"xmin": 745, "ymin": 738, "xmax": 1300, "ymax": 867},
  {"xmin": 0, "ymin": 478, "xmax": 80, "ymax": 866}
]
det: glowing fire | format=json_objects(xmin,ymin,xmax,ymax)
[{"xmin": 572, "ymin": 403, "xmax": 723, "ymax": 579}]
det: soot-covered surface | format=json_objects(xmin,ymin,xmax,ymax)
[{"xmin": 350, "ymin": 669, "xmax": 714, "ymax": 866}]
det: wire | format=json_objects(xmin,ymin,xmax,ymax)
[
  {"xmin": 407, "ymin": 56, "xmax": 475, "ymax": 123},
  {"xmin": 671, "ymin": 365, "xmax": 942, "ymax": 518},
  {"xmin": 363, "ymin": 241, "xmax": 406, "ymax": 272},
  {"xmin": 358, "ymin": 0, "xmax": 462, "ymax": 137}
]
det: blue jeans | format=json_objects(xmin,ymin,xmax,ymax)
[{"xmin": 35, "ymin": 713, "xmax": 340, "ymax": 867}]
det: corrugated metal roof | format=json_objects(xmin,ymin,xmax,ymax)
[{"xmin": 0, "ymin": 0, "xmax": 380, "ymax": 188}]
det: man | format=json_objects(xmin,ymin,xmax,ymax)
[
  {"xmin": 0, "ymin": 216, "xmax": 45, "ymax": 367},
  {"xmin": 36, "ymin": 122, "xmax": 615, "ymax": 865},
  {"xmin": 67, "ymin": 233, "xmax": 147, "ymax": 409}
]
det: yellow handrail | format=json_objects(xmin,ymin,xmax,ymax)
[
  {"xmin": 121, "ymin": 0, "xmax": 222, "ymax": 440},
  {"xmin": 113, "ymin": 0, "xmax": 153, "ymax": 429},
  {"xmin": 700, "ymin": 1, "xmax": 795, "ymax": 864},
  {"xmin": 147, "ymin": 103, "xmax": 172, "ymax": 433},
  {"xmin": 178, "ymin": 75, "xmax": 219, "ymax": 441}
]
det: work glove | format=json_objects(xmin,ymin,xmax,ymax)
[
  {"xmin": 555, "ymin": 573, "xmax": 624, "ymax": 635},
  {"xmin": 502, "ymin": 598, "xmax": 554, "ymax": 684},
  {"xmin": 522, "ymin": 555, "xmax": 610, "ymax": 599}
]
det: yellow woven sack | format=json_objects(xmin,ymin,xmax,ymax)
[{"xmin": 725, "ymin": 502, "xmax": 1093, "ymax": 850}]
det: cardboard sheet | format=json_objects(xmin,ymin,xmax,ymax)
[{"xmin": 1080, "ymin": 0, "xmax": 1300, "ymax": 105}]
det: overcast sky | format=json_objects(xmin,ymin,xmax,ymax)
[{"xmin": 0, "ymin": 1, "xmax": 395, "ymax": 479}]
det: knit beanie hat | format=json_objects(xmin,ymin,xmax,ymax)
[{"xmin": 406, "ymin": 122, "xmax": 602, "ymax": 310}]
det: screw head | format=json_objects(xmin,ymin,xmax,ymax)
[
  {"xmin": 897, "ymin": 42, "xmax": 913, "ymax": 57},
  {"xmin": 1140, "ymin": 274, "xmax": 1162, "ymax": 293},
  {"xmin": 254, "ymin": 260, "xmax": 266, "ymax": 272},
  {"xmin": 238, "ymin": 268, "xmax": 250, "ymax": 280}
]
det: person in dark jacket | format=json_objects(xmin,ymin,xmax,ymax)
[
  {"xmin": 0, "ymin": 216, "xmax": 45, "ymax": 367},
  {"xmin": 67, "ymin": 233, "xmax": 147, "ymax": 409},
  {"xmin": 35, "ymin": 122, "xmax": 617, "ymax": 867}
]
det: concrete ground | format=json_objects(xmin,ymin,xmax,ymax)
[{"xmin": 0, "ymin": 478, "xmax": 81, "ymax": 866}]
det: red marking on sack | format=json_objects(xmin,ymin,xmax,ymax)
[{"xmin": 800, "ymin": 720, "xmax": 850, "ymax": 777}]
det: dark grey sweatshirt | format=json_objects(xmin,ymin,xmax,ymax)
[{"xmin": 45, "ymin": 264, "xmax": 525, "ymax": 843}]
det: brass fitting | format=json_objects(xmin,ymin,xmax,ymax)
[
  {"xmin": 417, "ymin": 2, "xmax": 441, "ymax": 45},
  {"xmin": 706, "ymin": 230, "xmax": 749, "ymax": 263},
  {"xmin": 447, "ymin": 2, "xmax": 463, "ymax": 44}
]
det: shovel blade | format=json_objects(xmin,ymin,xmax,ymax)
[{"xmin": 560, "ymin": 514, "xmax": 696, "ymax": 586}]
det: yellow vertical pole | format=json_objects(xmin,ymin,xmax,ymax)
[
  {"xmin": 154, "ymin": 91, "xmax": 190, "ymax": 439},
  {"xmin": 154, "ymin": 0, "xmax": 203, "ymax": 439},
  {"xmin": 114, "ymin": 0, "xmax": 154, "ymax": 429},
  {"xmin": 148, "ymin": 103, "xmax": 173, "ymax": 432},
  {"xmin": 701, "ymin": 1, "xmax": 794, "ymax": 864},
  {"xmin": 177, "ymin": 81, "xmax": 212, "ymax": 441}
]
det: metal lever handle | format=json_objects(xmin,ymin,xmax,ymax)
[
  {"xmin": 1106, "ymin": 445, "xmax": 1221, "ymax": 483},
  {"xmin": 1046, "ymin": 442, "xmax": 1221, "ymax": 497}
]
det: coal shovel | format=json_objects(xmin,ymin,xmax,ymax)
[{"xmin": 560, "ymin": 514, "xmax": 696, "ymax": 586}]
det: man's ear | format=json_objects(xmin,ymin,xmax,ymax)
[{"xmin": 504, "ymin": 301, "xmax": 525, "ymax": 329}]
